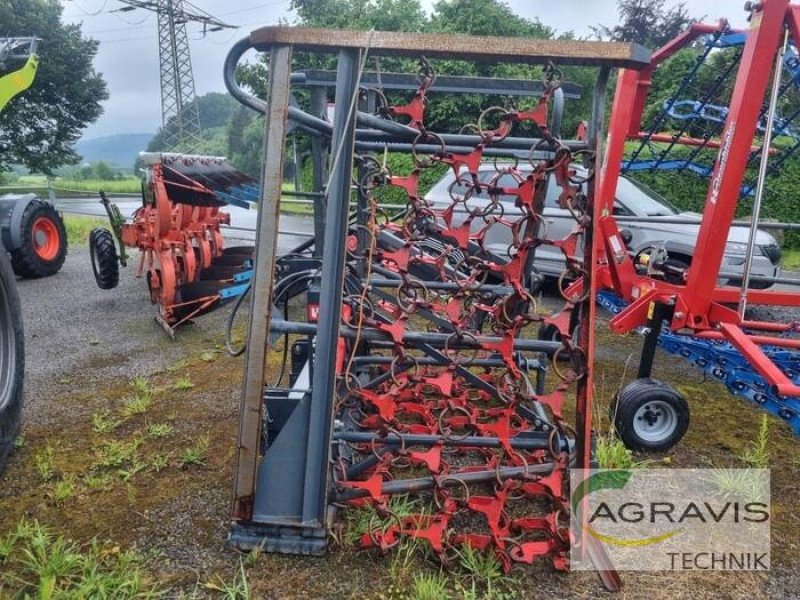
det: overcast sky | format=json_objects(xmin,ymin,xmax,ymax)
[{"xmin": 59, "ymin": 0, "xmax": 749, "ymax": 140}]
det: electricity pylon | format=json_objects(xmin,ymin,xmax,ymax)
[{"xmin": 117, "ymin": 0, "xmax": 234, "ymax": 151}]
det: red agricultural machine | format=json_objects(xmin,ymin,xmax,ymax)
[
  {"xmin": 90, "ymin": 152, "xmax": 255, "ymax": 336},
  {"xmin": 219, "ymin": 0, "xmax": 800, "ymax": 587}
]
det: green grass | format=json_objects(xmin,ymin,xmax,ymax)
[
  {"xmin": 34, "ymin": 445, "xmax": 56, "ymax": 482},
  {"xmin": 179, "ymin": 436, "xmax": 209, "ymax": 468},
  {"xmin": 595, "ymin": 433, "xmax": 638, "ymax": 469},
  {"xmin": 783, "ymin": 248, "xmax": 800, "ymax": 270},
  {"xmin": 57, "ymin": 178, "xmax": 141, "ymax": 194},
  {"xmin": 63, "ymin": 215, "xmax": 109, "ymax": 246},
  {"xmin": 173, "ymin": 375, "xmax": 194, "ymax": 391},
  {"xmin": 741, "ymin": 414, "xmax": 771, "ymax": 469},
  {"xmin": 203, "ymin": 560, "xmax": 250, "ymax": 599},
  {"xmin": 0, "ymin": 519, "xmax": 162, "ymax": 598}
]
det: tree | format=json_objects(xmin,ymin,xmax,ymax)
[
  {"xmin": 0, "ymin": 0, "xmax": 108, "ymax": 174},
  {"xmin": 592, "ymin": 0, "xmax": 695, "ymax": 49},
  {"xmin": 429, "ymin": 0, "xmax": 552, "ymax": 39},
  {"xmin": 93, "ymin": 160, "xmax": 114, "ymax": 181}
]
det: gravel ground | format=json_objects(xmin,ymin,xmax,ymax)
[
  {"xmin": 2, "ymin": 243, "xmax": 799, "ymax": 598},
  {"xmin": 16, "ymin": 245, "xmax": 236, "ymax": 427}
]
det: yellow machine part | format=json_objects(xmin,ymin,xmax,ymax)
[{"xmin": 0, "ymin": 53, "xmax": 39, "ymax": 113}]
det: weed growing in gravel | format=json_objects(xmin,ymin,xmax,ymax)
[
  {"xmin": 409, "ymin": 571, "xmax": 450, "ymax": 600},
  {"xmin": 51, "ymin": 475, "xmax": 77, "ymax": 505},
  {"xmin": 173, "ymin": 375, "xmax": 194, "ymax": 391},
  {"xmin": 595, "ymin": 433, "xmax": 637, "ymax": 469},
  {"xmin": 121, "ymin": 394, "xmax": 153, "ymax": 418},
  {"xmin": 343, "ymin": 495, "xmax": 419, "ymax": 547},
  {"xmin": 92, "ymin": 410, "xmax": 124, "ymax": 433},
  {"xmin": 454, "ymin": 544, "xmax": 517, "ymax": 600},
  {"xmin": 34, "ymin": 445, "xmax": 56, "ymax": 481},
  {"xmin": 95, "ymin": 438, "xmax": 143, "ymax": 470},
  {"xmin": 0, "ymin": 519, "xmax": 162, "ymax": 598},
  {"xmin": 150, "ymin": 455, "xmax": 169, "ymax": 473},
  {"xmin": 84, "ymin": 473, "xmax": 114, "ymax": 491},
  {"xmin": 146, "ymin": 423, "xmax": 173, "ymax": 438},
  {"xmin": 203, "ymin": 559, "xmax": 250, "ymax": 599},
  {"xmin": 166, "ymin": 359, "xmax": 189, "ymax": 373},
  {"xmin": 741, "ymin": 414, "xmax": 771, "ymax": 469},
  {"xmin": 179, "ymin": 436, "xmax": 208, "ymax": 467},
  {"xmin": 119, "ymin": 458, "xmax": 148, "ymax": 482},
  {"xmin": 130, "ymin": 377, "xmax": 155, "ymax": 396},
  {"xmin": 13, "ymin": 434, "xmax": 24, "ymax": 449},
  {"xmin": 199, "ymin": 350, "xmax": 218, "ymax": 363}
]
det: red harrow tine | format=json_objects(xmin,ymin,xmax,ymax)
[{"xmin": 331, "ymin": 59, "xmax": 597, "ymax": 578}]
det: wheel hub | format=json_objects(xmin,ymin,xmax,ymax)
[{"xmin": 633, "ymin": 400, "xmax": 678, "ymax": 442}]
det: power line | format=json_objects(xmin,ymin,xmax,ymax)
[{"xmin": 114, "ymin": 0, "xmax": 236, "ymax": 151}]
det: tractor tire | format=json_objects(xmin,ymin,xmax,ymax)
[
  {"xmin": 0, "ymin": 250, "xmax": 24, "ymax": 475},
  {"xmin": 10, "ymin": 199, "xmax": 68, "ymax": 279},
  {"xmin": 611, "ymin": 378, "xmax": 689, "ymax": 452},
  {"xmin": 89, "ymin": 228, "xmax": 119, "ymax": 290}
]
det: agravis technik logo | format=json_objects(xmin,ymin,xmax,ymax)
[{"xmin": 570, "ymin": 469, "xmax": 770, "ymax": 571}]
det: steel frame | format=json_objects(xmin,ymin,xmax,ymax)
[
  {"xmin": 597, "ymin": 0, "xmax": 800, "ymax": 398},
  {"xmin": 225, "ymin": 26, "xmax": 649, "ymax": 581}
]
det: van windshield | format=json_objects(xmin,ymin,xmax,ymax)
[{"xmin": 617, "ymin": 177, "xmax": 679, "ymax": 216}]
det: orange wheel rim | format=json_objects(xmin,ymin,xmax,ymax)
[{"xmin": 31, "ymin": 217, "xmax": 60, "ymax": 261}]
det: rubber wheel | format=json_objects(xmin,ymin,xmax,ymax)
[
  {"xmin": 0, "ymin": 250, "xmax": 24, "ymax": 474},
  {"xmin": 89, "ymin": 228, "xmax": 119, "ymax": 290},
  {"xmin": 611, "ymin": 378, "xmax": 689, "ymax": 452},
  {"xmin": 10, "ymin": 199, "xmax": 68, "ymax": 278}
]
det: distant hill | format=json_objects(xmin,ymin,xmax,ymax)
[{"xmin": 75, "ymin": 133, "xmax": 153, "ymax": 168}]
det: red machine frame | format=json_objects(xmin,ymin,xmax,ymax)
[
  {"xmin": 596, "ymin": 0, "xmax": 800, "ymax": 397},
  {"xmin": 124, "ymin": 154, "xmax": 231, "ymax": 329}
]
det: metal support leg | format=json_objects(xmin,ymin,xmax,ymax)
[
  {"xmin": 637, "ymin": 301, "xmax": 673, "ymax": 379},
  {"xmin": 304, "ymin": 48, "xmax": 362, "ymax": 525},
  {"xmin": 231, "ymin": 44, "xmax": 293, "ymax": 522}
]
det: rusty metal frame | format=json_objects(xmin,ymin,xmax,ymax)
[{"xmin": 226, "ymin": 24, "xmax": 650, "ymax": 564}]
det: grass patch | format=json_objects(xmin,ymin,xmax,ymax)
[
  {"xmin": 179, "ymin": 436, "xmax": 209, "ymax": 468},
  {"xmin": 58, "ymin": 178, "xmax": 142, "ymax": 194},
  {"xmin": 203, "ymin": 560, "xmax": 250, "ymax": 599},
  {"xmin": 173, "ymin": 375, "xmax": 194, "ymax": 391},
  {"xmin": 34, "ymin": 445, "xmax": 56, "ymax": 481},
  {"xmin": 741, "ymin": 414, "xmax": 771, "ymax": 469},
  {"xmin": 783, "ymin": 248, "xmax": 800, "ymax": 270},
  {"xmin": 94, "ymin": 438, "xmax": 143, "ymax": 470},
  {"xmin": 62, "ymin": 215, "xmax": 109, "ymax": 246},
  {"xmin": 145, "ymin": 423, "xmax": 173, "ymax": 439},
  {"xmin": 120, "ymin": 394, "xmax": 153, "ymax": 418},
  {"xmin": 92, "ymin": 410, "xmax": 125, "ymax": 434},
  {"xmin": 0, "ymin": 519, "xmax": 162, "ymax": 598},
  {"xmin": 51, "ymin": 475, "xmax": 78, "ymax": 505}
]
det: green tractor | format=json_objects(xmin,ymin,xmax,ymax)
[{"xmin": 0, "ymin": 38, "xmax": 66, "ymax": 473}]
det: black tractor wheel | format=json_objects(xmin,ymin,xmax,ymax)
[
  {"xmin": 0, "ymin": 250, "xmax": 24, "ymax": 474},
  {"xmin": 89, "ymin": 228, "xmax": 119, "ymax": 290},
  {"xmin": 10, "ymin": 199, "xmax": 68, "ymax": 278},
  {"xmin": 611, "ymin": 378, "xmax": 689, "ymax": 452}
]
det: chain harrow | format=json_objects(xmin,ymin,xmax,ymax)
[{"xmin": 329, "ymin": 59, "xmax": 593, "ymax": 572}]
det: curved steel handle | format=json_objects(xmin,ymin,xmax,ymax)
[{"xmin": 223, "ymin": 36, "xmax": 268, "ymax": 115}]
